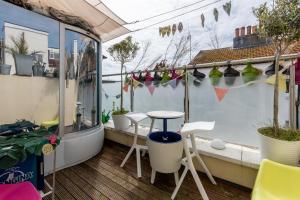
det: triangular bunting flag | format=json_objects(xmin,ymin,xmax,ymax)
[
  {"xmin": 265, "ymin": 74, "xmax": 286, "ymax": 92},
  {"xmin": 169, "ymin": 78, "xmax": 177, "ymax": 89},
  {"xmin": 147, "ymin": 84, "xmax": 155, "ymax": 95},
  {"xmin": 123, "ymin": 83, "xmax": 129, "ymax": 92},
  {"xmin": 214, "ymin": 87, "xmax": 229, "ymax": 102},
  {"xmin": 132, "ymin": 78, "xmax": 141, "ymax": 88}
]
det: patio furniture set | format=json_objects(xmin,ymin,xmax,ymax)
[{"xmin": 120, "ymin": 110, "xmax": 216, "ymax": 200}]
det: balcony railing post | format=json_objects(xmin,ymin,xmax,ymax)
[
  {"xmin": 184, "ymin": 67, "xmax": 190, "ymax": 123},
  {"xmin": 130, "ymin": 81, "xmax": 134, "ymax": 126},
  {"xmin": 290, "ymin": 60, "xmax": 296, "ymax": 130}
]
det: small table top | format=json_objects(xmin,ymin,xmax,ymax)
[
  {"xmin": 181, "ymin": 121, "xmax": 215, "ymax": 134},
  {"xmin": 147, "ymin": 111, "xmax": 184, "ymax": 119},
  {"xmin": 125, "ymin": 112, "xmax": 148, "ymax": 123}
]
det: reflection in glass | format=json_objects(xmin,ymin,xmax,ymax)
[
  {"xmin": 0, "ymin": 1, "xmax": 59, "ymax": 134},
  {"xmin": 65, "ymin": 30, "xmax": 99, "ymax": 133}
]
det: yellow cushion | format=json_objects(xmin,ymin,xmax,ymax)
[
  {"xmin": 252, "ymin": 159, "xmax": 300, "ymax": 200},
  {"xmin": 41, "ymin": 117, "xmax": 59, "ymax": 129}
]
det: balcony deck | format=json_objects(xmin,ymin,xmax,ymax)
[{"xmin": 45, "ymin": 140, "xmax": 251, "ymax": 200}]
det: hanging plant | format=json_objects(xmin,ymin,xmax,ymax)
[
  {"xmin": 223, "ymin": 1, "xmax": 231, "ymax": 16},
  {"xmin": 145, "ymin": 71, "xmax": 154, "ymax": 86},
  {"xmin": 161, "ymin": 70, "xmax": 171, "ymax": 86},
  {"xmin": 213, "ymin": 8, "xmax": 219, "ymax": 22},
  {"xmin": 242, "ymin": 61, "xmax": 262, "ymax": 83},
  {"xmin": 172, "ymin": 24, "xmax": 177, "ymax": 35},
  {"xmin": 201, "ymin": 14, "xmax": 205, "ymax": 27},
  {"xmin": 264, "ymin": 61, "xmax": 285, "ymax": 76},
  {"xmin": 178, "ymin": 22, "xmax": 183, "ymax": 32},
  {"xmin": 153, "ymin": 71, "xmax": 162, "ymax": 86},
  {"xmin": 162, "ymin": 27, "xmax": 167, "ymax": 37},
  {"xmin": 124, "ymin": 74, "xmax": 130, "ymax": 85},
  {"xmin": 132, "ymin": 73, "xmax": 139, "ymax": 81},
  {"xmin": 224, "ymin": 63, "xmax": 240, "ymax": 85},
  {"xmin": 192, "ymin": 68, "xmax": 206, "ymax": 86},
  {"xmin": 209, "ymin": 66, "xmax": 223, "ymax": 85}
]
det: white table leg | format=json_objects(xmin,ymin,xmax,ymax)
[
  {"xmin": 136, "ymin": 147, "xmax": 141, "ymax": 178},
  {"xmin": 174, "ymin": 171, "xmax": 179, "ymax": 185},
  {"xmin": 171, "ymin": 166, "xmax": 188, "ymax": 200},
  {"xmin": 151, "ymin": 169, "xmax": 156, "ymax": 184},
  {"xmin": 190, "ymin": 134, "xmax": 216, "ymax": 185}
]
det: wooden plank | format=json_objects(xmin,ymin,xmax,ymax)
[
  {"xmin": 56, "ymin": 172, "xmax": 93, "ymax": 200},
  {"xmin": 71, "ymin": 165, "xmax": 127, "ymax": 200},
  {"xmin": 61, "ymin": 168, "xmax": 109, "ymax": 200}
]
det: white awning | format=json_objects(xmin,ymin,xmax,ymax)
[{"xmin": 26, "ymin": 0, "xmax": 129, "ymax": 42}]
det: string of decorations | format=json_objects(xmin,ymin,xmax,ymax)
[
  {"xmin": 116, "ymin": 61, "xmax": 289, "ymax": 102},
  {"xmin": 159, "ymin": 1, "xmax": 231, "ymax": 36}
]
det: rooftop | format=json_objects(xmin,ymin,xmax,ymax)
[{"xmin": 190, "ymin": 41, "xmax": 300, "ymax": 65}]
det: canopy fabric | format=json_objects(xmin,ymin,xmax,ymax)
[{"xmin": 24, "ymin": 0, "xmax": 130, "ymax": 42}]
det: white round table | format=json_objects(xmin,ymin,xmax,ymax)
[{"xmin": 147, "ymin": 111, "xmax": 184, "ymax": 133}]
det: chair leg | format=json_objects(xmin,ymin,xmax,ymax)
[
  {"xmin": 141, "ymin": 149, "xmax": 147, "ymax": 157},
  {"xmin": 149, "ymin": 118, "xmax": 155, "ymax": 133},
  {"xmin": 174, "ymin": 171, "xmax": 179, "ymax": 185},
  {"xmin": 190, "ymin": 134, "xmax": 216, "ymax": 185},
  {"xmin": 136, "ymin": 147, "xmax": 142, "ymax": 178},
  {"xmin": 120, "ymin": 145, "xmax": 135, "ymax": 168},
  {"xmin": 151, "ymin": 169, "xmax": 156, "ymax": 184},
  {"xmin": 171, "ymin": 166, "xmax": 188, "ymax": 200},
  {"xmin": 185, "ymin": 134, "xmax": 209, "ymax": 200},
  {"xmin": 189, "ymin": 161, "xmax": 209, "ymax": 200}
]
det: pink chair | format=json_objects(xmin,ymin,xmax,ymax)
[{"xmin": 0, "ymin": 182, "xmax": 41, "ymax": 200}]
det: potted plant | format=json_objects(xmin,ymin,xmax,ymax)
[
  {"xmin": 224, "ymin": 62, "xmax": 240, "ymax": 85},
  {"xmin": 108, "ymin": 36, "xmax": 139, "ymax": 130},
  {"xmin": 209, "ymin": 66, "xmax": 223, "ymax": 85},
  {"xmin": 254, "ymin": 0, "xmax": 300, "ymax": 165},
  {"xmin": 6, "ymin": 32, "xmax": 33, "ymax": 76}
]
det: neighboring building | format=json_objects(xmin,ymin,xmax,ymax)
[
  {"xmin": 190, "ymin": 25, "xmax": 300, "ymax": 66},
  {"xmin": 48, "ymin": 48, "xmax": 59, "ymax": 69}
]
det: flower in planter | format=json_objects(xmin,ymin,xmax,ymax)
[
  {"xmin": 209, "ymin": 67, "xmax": 223, "ymax": 85},
  {"xmin": 242, "ymin": 61, "xmax": 262, "ymax": 83}
]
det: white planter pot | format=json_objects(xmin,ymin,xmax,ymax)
[
  {"xmin": 259, "ymin": 132, "xmax": 300, "ymax": 166},
  {"xmin": 112, "ymin": 114, "xmax": 129, "ymax": 130},
  {"xmin": 147, "ymin": 132, "xmax": 183, "ymax": 173}
]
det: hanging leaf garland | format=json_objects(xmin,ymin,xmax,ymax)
[
  {"xmin": 213, "ymin": 8, "xmax": 219, "ymax": 22},
  {"xmin": 201, "ymin": 14, "xmax": 205, "ymax": 27},
  {"xmin": 172, "ymin": 24, "xmax": 177, "ymax": 35},
  {"xmin": 209, "ymin": 66, "xmax": 223, "ymax": 85},
  {"xmin": 223, "ymin": 1, "xmax": 232, "ymax": 16},
  {"xmin": 242, "ymin": 61, "xmax": 262, "ymax": 83},
  {"xmin": 166, "ymin": 25, "xmax": 171, "ymax": 36},
  {"xmin": 178, "ymin": 22, "xmax": 183, "ymax": 32}
]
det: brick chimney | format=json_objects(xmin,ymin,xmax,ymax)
[
  {"xmin": 252, "ymin": 25, "xmax": 257, "ymax": 34},
  {"xmin": 240, "ymin": 27, "xmax": 245, "ymax": 36},
  {"xmin": 235, "ymin": 28, "xmax": 240, "ymax": 37},
  {"xmin": 233, "ymin": 25, "xmax": 271, "ymax": 48},
  {"xmin": 246, "ymin": 26, "xmax": 252, "ymax": 35}
]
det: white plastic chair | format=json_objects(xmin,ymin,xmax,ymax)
[
  {"xmin": 171, "ymin": 121, "xmax": 217, "ymax": 200},
  {"xmin": 120, "ymin": 113, "xmax": 148, "ymax": 178}
]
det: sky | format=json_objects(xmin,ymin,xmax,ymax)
[{"xmin": 101, "ymin": 0, "xmax": 272, "ymax": 76}]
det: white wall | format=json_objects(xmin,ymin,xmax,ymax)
[{"xmin": 4, "ymin": 22, "xmax": 49, "ymax": 74}]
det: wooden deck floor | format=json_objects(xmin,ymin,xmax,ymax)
[{"xmin": 45, "ymin": 140, "xmax": 251, "ymax": 200}]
